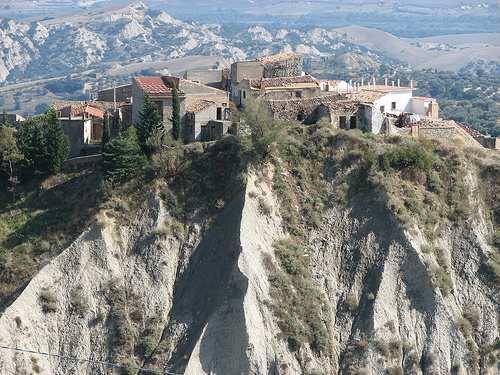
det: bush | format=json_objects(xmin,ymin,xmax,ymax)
[
  {"xmin": 70, "ymin": 288, "xmax": 88, "ymax": 317},
  {"xmin": 39, "ymin": 288, "xmax": 58, "ymax": 313},
  {"xmin": 374, "ymin": 339, "xmax": 390, "ymax": 358},
  {"xmin": 381, "ymin": 143, "xmax": 436, "ymax": 173},
  {"xmin": 387, "ymin": 367, "xmax": 403, "ymax": 375},
  {"xmin": 258, "ymin": 197, "xmax": 272, "ymax": 216},
  {"xmin": 431, "ymin": 267, "xmax": 453, "ymax": 296},
  {"xmin": 345, "ymin": 293, "xmax": 359, "ymax": 312},
  {"xmin": 268, "ymin": 239, "xmax": 331, "ymax": 354},
  {"xmin": 485, "ymin": 252, "xmax": 500, "ymax": 282}
]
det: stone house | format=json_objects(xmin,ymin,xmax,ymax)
[
  {"xmin": 132, "ymin": 75, "xmax": 233, "ymax": 142},
  {"xmin": 234, "ymin": 75, "xmax": 321, "ymax": 107},
  {"xmin": 131, "ymin": 76, "xmax": 187, "ymax": 130},
  {"xmin": 53, "ymin": 101, "xmax": 105, "ymax": 141},
  {"xmin": 60, "ymin": 119, "xmax": 93, "ymax": 158},
  {"xmin": 184, "ymin": 99, "xmax": 232, "ymax": 142},
  {"xmin": 230, "ymin": 52, "xmax": 303, "ymax": 104}
]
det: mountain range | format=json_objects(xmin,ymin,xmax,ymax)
[{"xmin": 0, "ymin": 1, "xmax": 499, "ymax": 88}]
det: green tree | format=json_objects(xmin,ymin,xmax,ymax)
[
  {"xmin": 171, "ymin": 85, "xmax": 181, "ymax": 141},
  {"xmin": 135, "ymin": 94, "xmax": 163, "ymax": 156},
  {"xmin": 102, "ymin": 114, "xmax": 112, "ymax": 147},
  {"xmin": 241, "ymin": 99, "xmax": 284, "ymax": 163},
  {"xmin": 0, "ymin": 126, "xmax": 24, "ymax": 201},
  {"xmin": 16, "ymin": 116, "xmax": 47, "ymax": 173},
  {"xmin": 16, "ymin": 110, "xmax": 69, "ymax": 175},
  {"xmin": 43, "ymin": 108, "xmax": 69, "ymax": 174},
  {"xmin": 103, "ymin": 126, "xmax": 146, "ymax": 183}
]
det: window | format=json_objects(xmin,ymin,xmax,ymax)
[
  {"xmin": 380, "ymin": 106, "xmax": 385, "ymax": 113},
  {"xmin": 350, "ymin": 116, "xmax": 357, "ymax": 129},
  {"xmin": 339, "ymin": 116, "xmax": 347, "ymax": 128},
  {"xmin": 242, "ymin": 91, "xmax": 246, "ymax": 99},
  {"xmin": 216, "ymin": 107, "xmax": 222, "ymax": 121},
  {"xmin": 391, "ymin": 102, "xmax": 397, "ymax": 110}
]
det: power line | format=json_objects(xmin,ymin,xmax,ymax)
[{"xmin": 0, "ymin": 345, "xmax": 182, "ymax": 375}]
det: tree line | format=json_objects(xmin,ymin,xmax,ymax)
[{"xmin": 0, "ymin": 84, "xmax": 182, "ymax": 201}]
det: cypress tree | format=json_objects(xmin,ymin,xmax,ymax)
[
  {"xmin": 102, "ymin": 114, "xmax": 112, "ymax": 147},
  {"xmin": 172, "ymin": 85, "xmax": 181, "ymax": 141},
  {"xmin": 103, "ymin": 126, "xmax": 146, "ymax": 183},
  {"xmin": 44, "ymin": 108, "xmax": 69, "ymax": 174},
  {"xmin": 135, "ymin": 94, "xmax": 163, "ymax": 156}
]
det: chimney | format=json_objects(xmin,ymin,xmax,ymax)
[
  {"xmin": 397, "ymin": 79, "xmax": 400, "ymax": 87},
  {"xmin": 385, "ymin": 77, "xmax": 388, "ymax": 86},
  {"xmin": 361, "ymin": 77, "xmax": 364, "ymax": 86},
  {"xmin": 392, "ymin": 81, "xmax": 395, "ymax": 88},
  {"xmin": 372, "ymin": 76, "xmax": 376, "ymax": 86},
  {"xmin": 410, "ymin": 80, "xmax": 414, "ymax": 89}
]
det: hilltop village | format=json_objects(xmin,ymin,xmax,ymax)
[{"xmin": 2, "ymin": 52, "xmax": 499, "ymax": 162}]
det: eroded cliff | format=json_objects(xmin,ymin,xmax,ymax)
[{"xmin": 0, "ymin": 128, "xmax": 498, "ymax": 375}]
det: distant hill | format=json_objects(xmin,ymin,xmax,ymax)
[{"xmin": 336, "ymin": 26, "xmax": 500, "ymax": 71}]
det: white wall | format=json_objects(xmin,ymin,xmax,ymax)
[{"xmin": 374, "ymin": 90, "xmax": 413, "ymax": 115}]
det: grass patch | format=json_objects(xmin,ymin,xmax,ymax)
[
  {"xmin": 0, "ymin": 172, "xmax": 104, "ymax": 306},
  {"xmin": 267, "ymin": 238, "xmax": 331, "ymax": 354},
  {"xmin": 39, "ymin": 288, "xmax": 57, "ymax": 313}
]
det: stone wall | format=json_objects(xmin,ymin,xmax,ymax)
[
  {"xmin": 262, "ymin": 56, "xmax": 302, "ymax": 78},
  {"xmin": 61, "ymin": 119, "xmax": 92, "ymax": 158},
  {"xmin": 419, "ymin": 126, "xmax": 459, "ymax": 140},
  {"xmin": 184, "ymin": 69, "xmax": 223, "ymax": 89},
  {"xmin": 97, "ymin": 84, "xmax": 132, "ymax": 102}
]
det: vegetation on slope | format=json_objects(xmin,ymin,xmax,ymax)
[{"xmin": 237, "ymin": 102, "xmax": 499, "ymax": 361}]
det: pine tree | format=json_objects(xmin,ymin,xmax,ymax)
[
  {"xmin": 135, "ymin": 94, "xmax": 163, "ymax": 156},
  {"xmin": 16, "ymin": 116, "xmax": 47, "ymax": 173},
  {"xmin": 172, "ymin": 85, "xmax": 181, "ymax": 141},
  {"xmin": 43, "ymin": 108, "xmax": 69, "ymax": 174},
  {"xmin": 102, "ymin": 114, "xmax": 112, "ymax": 147},
  {"xmin": 103, "ymin": 126, "xmax": 146, "ymax": 183}
]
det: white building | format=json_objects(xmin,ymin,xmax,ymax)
[{"xmin": 356, "ymin": 84, "xmax": 439, "ymax": 119}]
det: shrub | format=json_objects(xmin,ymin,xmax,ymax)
[
  {"xmin": 70, "ymin": 288, "xmax": 88, "ymax": 317},
  {"xmin": 268, "ymin": 239, "xmax": 331, "ymax": 354},
  {"xmin": 462, "ymin": 306, "xmax": 480, "ymax": 331},
  {"xmin": 389, "ymin": 340, "xmax": 402, "ymax": 358},
  {"xmin": 387, "ymin": 367, "xmax": 403, "ymax": 375},
  {"xmin": 458, "ymin": 317, "xmax": 473, "ymax": 337},
  {"xmin": 39, "ymin": 288, "xmax": 58, "ymax": 313},
  {"xmin": 431, "ymin": 268, "xmax": 453, "ymax": 296},
  {"xmin": 485, "ymin": 252, "xmax": 500, "ymax": 282},
  {"xmin": 258, "ymin": 197, "xmax": 272, "ymax": 216},
  {"xmin": 345, "ymin": 293, "xmax": 359, "ymax": 312},
  {"xmin": 381, "ymin": 143, "xmax": 436, "ymax": 174},
  {"xmin": 374, "ymin": 339, "xmax": 390, "ymax": 358}
]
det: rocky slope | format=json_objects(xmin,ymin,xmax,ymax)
[
  {"xmin": 0, "ymin": 130, "xmax": 498, "ymax": 374},
  {"xmin": 0, "ymin": 1, "xmax": 398, "ymax": 85}
]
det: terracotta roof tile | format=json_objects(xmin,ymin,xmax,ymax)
[
  {"xmin": 186, "ymin": 99, "xmax": 216, "ymax": 113},
  {"xmin": 135, "ymin": 76, "xmax": 172, "ymax": 96}
]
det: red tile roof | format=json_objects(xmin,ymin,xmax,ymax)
[{"xmin": 135, "ymin": 76, "xmax": 172, "ymax": 96}]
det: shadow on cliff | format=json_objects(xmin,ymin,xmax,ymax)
[{"xmin": 145, "ymin": 189, "xmax": 251, "ymax": 374}]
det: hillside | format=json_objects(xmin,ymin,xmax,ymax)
[
  {"xmin": 0, "ymin": 1, "xmax": 498, "ymax": 90},
  {"xmin": 0, "ymin": 120, "xmax": 498, "ymax": 374}
]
